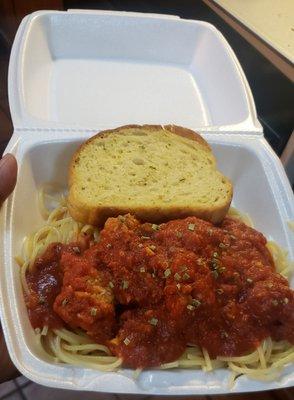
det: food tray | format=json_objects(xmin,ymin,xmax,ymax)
[{"xmin": 0, "ymin": 9, "xmax": 293, "ymax": 395}]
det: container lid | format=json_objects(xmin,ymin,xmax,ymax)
[{"xmin": 8, "ymin": 9, "xmax": 262, "ymax": 133}]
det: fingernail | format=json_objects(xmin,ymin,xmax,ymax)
[
  {"xmin": 0, "ymin": 153, "xmax": 13, "ymax": 166},
  {"xmin": 0, "ymin": 154, "xmax": 17, "ymax": 204},
  {"xmin": 0, "ymin": 154, "xmax": 16, "ymax": 174},
  {"xmin": 0, "ymin": 154, "xmax": 17, "ymax": 174}
]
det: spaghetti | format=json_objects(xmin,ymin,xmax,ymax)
[{"xmin": 17, "ymin": 188, "xmax": 294, "ymax": 385}]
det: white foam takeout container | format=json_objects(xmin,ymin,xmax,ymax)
[{"xmin": 0, "ymin": 9, "xmax": 293, "ymax": 395}]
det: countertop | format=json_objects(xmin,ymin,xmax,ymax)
[{"xmin": 213, "ymin": 0, "xmax": 294, "ymax": 62}]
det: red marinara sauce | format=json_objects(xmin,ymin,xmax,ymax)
[
  {"xmin": 25, "ymin": 214, "xmax": 294, "ymax": 369},
  {"xmin": 25, "ymin": 243, "xmax": 64, "ymax": 329}
]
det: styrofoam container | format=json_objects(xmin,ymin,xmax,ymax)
[{"xmin": 0, "ymin": 9, "xmax": 293, "ymax": 395}]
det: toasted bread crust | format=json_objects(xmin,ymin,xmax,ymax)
[{"xmin": 68, "ymin": 125, "xmax": 233, "ymax": 226}]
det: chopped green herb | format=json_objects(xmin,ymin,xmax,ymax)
[
  {"xmin": 90, "ymin": 307, "xmax": 97, "ymax": 316},
  {"xmin": 219, "ymin": 243, "xmax": 227, "ymax": 249},
  {"xmin": 174, "ymin": 272, "xmax": 181, "ymax": 281},
  {"xmin": 151, "ymin": 224, "xmax": 160, "ymax": 231},
  {"xmin": 188, "ymin": 223, "xmax": 195, "ymax": 231},
  {"xmin": 62, "ymin": 298, "xmax": 68, "ymax": 307},
  {"xmin": 164, "ymin": 268, "xmax": 171, "ymax": 278},
  {"xmin": 213, "ymin": 252, "xmax": 219, "ymax": 258},
  {"xmin": 210, "ymin": 258, "xmax": 219, "ymax": 271},
  {"xmin": 176, "ymin": 232, "xmax": 183, "ymax": 238},
  {"xmin": 187, "ymin": 304, "xmax": 195, "ymax": 311},
  {"xmin": 124, "ymin": 337, "xmax": 131, "ymax": 346},
  {"xmin": 149, "ymin": 317, "xmax": 158, "ymax": 326},
  {"xmin": 212, "ymin": 270, "xmax": 218, "ymax": 279},
  {"xmin": 72, "ymin": 246, "xmax": 81, "ymax": 254},
  {"xmin": 109, "ymin": 281, "xmax": 114, "ymax": 289},
  {"xmin": 122, "ymin": 280, "xmax": 129, "ymax": 290},
  {"xmin": 140, "ymin": 267, "xmax": 146, "ymax": 273},
  {"xmin": 183, "ymin": 272, "xmax": 190, "ymax": 281},
  {"xmin": 191, "ymin": 299, "xmax": 201, "ymax": 307}
]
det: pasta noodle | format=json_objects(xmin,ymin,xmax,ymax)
[{"xmin": 18, "ymin": 188, "xmax": 294, "ymax": 386}]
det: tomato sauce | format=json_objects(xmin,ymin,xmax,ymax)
[
  {"xmin": 25, "ymin": 215, "xmax": 294, "ymax": 368},
  {"xmin": 25, "ymin": 243, "xmax": 64, "ymax": 329}
]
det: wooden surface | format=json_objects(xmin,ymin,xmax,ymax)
[
  {"xmin": 202, "ymin": 0, "xmax": 294, "ymax": 81},
  {"xmin": 209, "ymin": 0, "xmax": 294, "ymax": 62}
]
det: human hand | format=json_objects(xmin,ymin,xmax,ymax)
[
  {"xmin": 0, "ymin": 153, "xmax": 18, "ymax": 382},
  {"xmin": 0, "ymin": 153, "xmax": 17, "ymax": 205}
]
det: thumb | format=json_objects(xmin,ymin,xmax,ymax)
[{"xmin": 0, "ymin": 154, "xmax": 17, "ymax": 205}]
